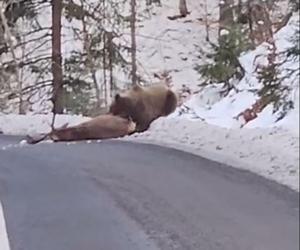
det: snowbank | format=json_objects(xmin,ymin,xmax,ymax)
[{"xmin": 0, "ymin": 114, "xmax": 90, "ymax": 135}]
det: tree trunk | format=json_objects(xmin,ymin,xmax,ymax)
[
  {"xmin": 247, "ymin": 0, "xmax": 274, "ymax": 46},
  {"xmin": 204, "ymin": 0, "xmax": 210, "ymax": 42},
  {"xmin": 219, "ymin": 0, "xmax": 234, "ymax": 39},
  {"xmin": 130, "ymin": 0, "xmax": 137, "ymax": 86},
  {"xmin": 102, "ymin": 33, "xmax": 108, "ymax": 107},
  {"xmin": 102, "ymin": 0, "xmax": 108, "ymax": 106},
  {"xmin": 81, "ymin": 4, "xmax": 101, "ymax": 109},
  {"xmin": 105, "ymin": 32, "xmax": 115, "ymax": 97},
  {"xmin": 51, "ymin": 0, "xmax": 63, "ymax": 114},
  {"xmin": 179, "ymin": 0, "xmax": 189, "ymax": 17}
]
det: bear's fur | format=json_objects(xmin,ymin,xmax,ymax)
[
  {"xmin": 108, "ymin": 83, "xmax": 178, "ymax": 132},
  {"xmin": 26, "ymin": 114, "xmax": 136, "ymax": 144}
]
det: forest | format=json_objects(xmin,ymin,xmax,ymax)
[{"xmin": 0, "ymin": 0, "xmax": 299, "ymax": 122}]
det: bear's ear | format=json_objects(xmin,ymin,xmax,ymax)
[{"xmin": 114, "ymin": 93, "xmax": 121, "ymax": 102}]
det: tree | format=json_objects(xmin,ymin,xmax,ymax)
[
  {"xmin": 0, "ymin": 0, "xmax": 54, "ymax": 114},
  {"xmin": 218, "ymin": 0, "xmax": 234, "ymax": 39},
  {"xmin": 256, "ymin": 48, "xmax": 294, "ymax": 121},
  {"xmin": 0, "ymin": 1, "xmax": 24, "ymax": 114},
  {"xmin": 246, "ymin": 1, "xmax": 274, "ymax": 46},
  {"xmin": 51, "ymin": 0, "xmax": 63, "ymax": 114},
  {"xmin": 196, "ymin": 0, "xmax": 250, "ymax": 96},
  {"xmin": 196, "ymin": 25, "xmax": 248, "ymax": 95},
  {"xmin": 168, "ymin": 0, "xmax": 190, "ymax": 20},
  {"xmin": 179, "ymin": 0, "xmax": 189, "ymax": 17},
  {"xmin": 62, "ymin": 0, "xmax": 132, "ymax": 114},
  {"xmin": 204, "ymin": 0, "xmax": 210, "ymax": 42},
  {"xmin": 289, "ymin": 0, "xmax": 300, "ymax": 11},
  {"xmin": 130, "ymin": 0, "xmax": 137, "ymax": 86}
]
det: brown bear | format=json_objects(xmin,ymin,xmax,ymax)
[
  {"xmin": 26, "ymin": 114, "xmax": 136, "ymax": 144},
  {"xmin": 108, "ymin": 83, "xmax": 178, "ymax": 133}
]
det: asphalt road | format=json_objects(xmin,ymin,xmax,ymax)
[{"xmin": 0, "ymin": 135, "xmax": 299, "ymax": 250}]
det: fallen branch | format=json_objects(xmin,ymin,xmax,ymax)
[
  {"xmin": 167, "ymin": 13, "xmax": 190, "ymax": 21},
  {"xmin": 234, "ymin": 98, "xmax": 268, "ymax": 127}
]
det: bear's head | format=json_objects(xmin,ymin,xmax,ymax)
[{"xmin": 109, "ymin": 94, "xmax": 134, "ymax": 119}]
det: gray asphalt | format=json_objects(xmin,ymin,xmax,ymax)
[
  {"xmin": 0, "ymin": 135, "xmax": 299, "ymax": 250},
  {"xmin": 0, "ymin": 135, "xmax": 22, "ymax": 147}
]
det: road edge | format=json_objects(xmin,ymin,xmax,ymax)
[
  {"xmin": 122, "ymin": 137, "xmax": 299, "ymax": 193},
  {"xmin": 0, "ymin": 201, "xmax": 10, "ymax": 250}
]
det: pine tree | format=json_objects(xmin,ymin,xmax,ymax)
[
  {"xmin": 196, "ymin": 24, "xmax": 249, "ymax": 95},
  {"xmin": 61, "ymin": 0, "xmax": 132, "ymax": 114},
  {"xmin": 286, "ymin": 20, "xmax": 300, "ymax": 60},
  {"xmin": 256, "ymin": 31, "xmax": 298, "ymax": 122}
]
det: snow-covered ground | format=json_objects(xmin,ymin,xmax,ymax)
[
  {"xmin": 181, "ymin": 13, "xmax": 299, "ymax": 134},
  {"xmin": 0, "ymin": 114, "xmax": 90, "ymax": 136},
  {"xmin": 127, "ymin": 0, "xmax": 220, "ymax": 89}
]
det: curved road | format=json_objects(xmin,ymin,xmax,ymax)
[{"xmin": 0, "ymin": 135, "xmax": 299, "ymax": 250}]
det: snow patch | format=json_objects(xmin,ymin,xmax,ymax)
[{"xmin": 0, "ymin": 114, "xmax": 90, "ymax": 136}]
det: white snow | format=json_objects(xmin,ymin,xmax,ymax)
[
  {"xmin": 115, "ymin": 0, "xmax": 220, "ymax": 90},
  {"xmin": 0, "ymin": 114, "xmax": 90, "ymax": 135}
]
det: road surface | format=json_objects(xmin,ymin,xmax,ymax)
[{"xmin": 0, "ymin": 135, "xmax": 299, "ymax": 250}]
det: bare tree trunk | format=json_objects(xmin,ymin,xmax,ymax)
[
  {"xmin": 179, "ymin": 0, "xmax": 189, "ymax": 17},
  {"xmin": 107, "ymin": 33, "xmax": 114, "ymax": 97},
  {"xmin": 51, "ymin": 0, "xmax": 63, "ymax": 114},
  {"xmin": 237, "ymin": 0, "xmax": 243, "ymax": 14},
  {"xmin": 246, "ymin": 0, "xmax": 255, "ymax": 45},
  {"xmin": 167, "ymin": 0, "xmax": 189, "ymax": 20},
  {"xmin": 130, "ymin": 0, "xmax": 137, "ymax": 86},
  {"xmin": 102, "ymin": 0, "xmax": 108, "ymax": 106},
  {"xmin": 219, "ymin": 0, "xmax": 234, "ymax": 39},
  {"xmin": 204, "ymin": 0, "xmax": 210, "ymax": 42},
  {"xmin": 247, "ymin": 0, "xmax": 274, "ymax": 46},
  {"xmin": 91, "ymin": 71, "xmax": 101, "ymax": 107},
  {"xmin": 108, "ymin": 48, "xmax": 114, "ymax": 96},
  {"xmin": 102, "ymin": 33, "xmax": 108, "ymax": 107},
  {"xmin": 80, "ymin": 1, "xmax": 101, "ymax": 108}
]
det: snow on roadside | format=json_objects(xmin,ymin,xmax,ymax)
[
  {"xmin": 125, "ymin": 117, "xmax": 299, "ymax": 192},
  {"xmin": 0, "ymin": 114, "xmax": 90, "ymax": 136}
]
